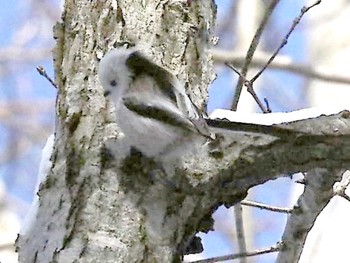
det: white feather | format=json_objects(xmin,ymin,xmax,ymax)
[{"xmin": 98, "ymin": 47, "xmax": 210, "ymax": 158}]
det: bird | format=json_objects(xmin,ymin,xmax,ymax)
[{"xmin": 98, "ymin": 46, "xmax": 213, "ymax": 160}]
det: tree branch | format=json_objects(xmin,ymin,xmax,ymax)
[
  {"xmin": 231, "ymin": 0, "xmax": 280, "ymax": 111},
  {"xmin": 276, "ymin": 169, "xmax": 341, "ymax": 263},
  {"xmin": 189, "ymin": 243, "xmax": 282, "ymax": 263},
  {"xmin": 213, "ymin": 50, "xmax": 350, "ymax": 85}
]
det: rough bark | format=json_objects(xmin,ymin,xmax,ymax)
[
  {"xmin": 277, "ymin": 168, "xmax": 341, "ymax": 263},
  {"xmin": 17, "ymin": 0, "xmax": 217, "ymax": 262}
]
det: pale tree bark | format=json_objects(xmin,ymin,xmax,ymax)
[{"xmin": 16, "ymin": 0, "xmax": 216, "ymax": 262}]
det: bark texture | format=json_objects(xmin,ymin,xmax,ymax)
[{"xmin": 17, "ymin": 0, "xmax": 217, "ymax": 262}]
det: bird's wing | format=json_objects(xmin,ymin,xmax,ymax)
[
  {"xmin": 126, "ymin": 51, "xmax": 178, "ymax": 103},
  {"xmin": 126, "ymin": 50, "xmax": 212, "ymax": 139},
  {"xmin": 122, "ymin": 94, "xmax": 198, "ymax": 134}
]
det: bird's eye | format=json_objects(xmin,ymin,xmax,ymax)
[{"xmin": 110, "ymin": 80, "xmax": 117, "ymax": 86}]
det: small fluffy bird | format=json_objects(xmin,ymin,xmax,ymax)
[{"xmin": 98, "ymin": 46, "xmax": 212, "ymax": 159}]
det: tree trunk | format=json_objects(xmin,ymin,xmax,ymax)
[{"xmin": 16, "ymin": 0, "xmax": 216, "ymax": 262}]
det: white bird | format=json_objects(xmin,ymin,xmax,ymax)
[{"xmin": 98, "ymin": 46, "xmax": 212, "ymax": 160}]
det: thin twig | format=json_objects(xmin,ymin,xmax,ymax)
[
  {"xmin": 188, "ymin": 243, "xmax": 282, "ymax": 263},
  {"xmin": 263, "ymin": 98, "xmax": 271, "ymax": 112},
  {"xmin": 241, "ymin": 200, "xmax": 292, "ymax": 214},
  {"xmin": 231, "ymin": 0, "xmax": 280, "ymax": 111},
  {"xmin": 250, "ymin": 0, "xmax": 322, "ymax": 83},
  {"xmin": 36, "ymin": 66, "xmax": 58, "ymax": 89},
  {"xmin": 226, "ymin": 63, "xmax": 269, "ymax": 113},
  {"xmin": 213, "ymin": 49, "xmax": 350, "ymax": 85}
]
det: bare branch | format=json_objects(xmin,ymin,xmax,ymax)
[
  {"xmin": 188, "ymin": 243, "xmax": 282, "ymax": 263},
  {"xmin": 251, "ymin": 0, "xmax": 322, "ymax": 82},
  {"xmin": 225, "ymin": 63, "xmax": 269, "ymax": 113},
  {"xmin": 276, "ymin": 168, "xmax": 341, "ymax": 263},
  {"xmin": 213, "ymin": 49, "xmax": 350, "ymax": 85},
  {"xmin": 241, "ymin": 200, "xmax": 292, "ymax": 214},
  {"xmin": 36, "ymin": 66, "xmax": 58, "ymax": 89},
  {"xmin": 231, "ymin": 0, "xmax": 280, "ymax": 111}
]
